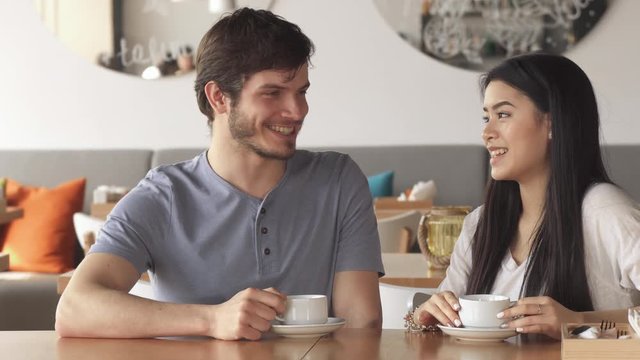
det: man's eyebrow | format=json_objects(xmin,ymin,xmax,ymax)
[
  {"xmin": 258, "ymin": 84, "xmax": 286, "ymax": 90},
  {"xmin": 483, "ymin": 100, "xmax": 514, "ymax": 112},
  {"xmin": 258, "ymin": 82, "xmax": 310, "ymax": 91}
]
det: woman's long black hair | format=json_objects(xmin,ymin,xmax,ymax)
[{"xmin": 466, "ymin": 54, "xmax": 611, "ymax": 311}]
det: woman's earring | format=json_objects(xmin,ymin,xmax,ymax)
[{"xmin": 548, "ymin": 131, "xmax": 552, "ymax": 140}]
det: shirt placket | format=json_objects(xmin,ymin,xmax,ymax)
[{"xmin": 256, "ymin": 200, "xmax": 278, "ymax": 275}]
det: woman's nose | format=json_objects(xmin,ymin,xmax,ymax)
[{"xmin": 482, "ymin": 119, "xmax": 496, "ymax": 142}]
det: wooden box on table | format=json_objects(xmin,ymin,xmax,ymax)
[{"xmin": 561, "ymin": 323, "xmax": 639, "ymax": 359}]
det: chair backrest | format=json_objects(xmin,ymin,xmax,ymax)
[
  {"xmin": 130, "ymin": 280, "xmax": 153, "ymax": 299},
  {"xmin": 377, "ymin": 210, "xmax": 422, "ymax": 252},
  {"xmin": 379, "ymin": 282, "xmax": 436, "ymax": 329}
]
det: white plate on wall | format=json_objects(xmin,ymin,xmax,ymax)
[
  {"xmin": 438, "ymin": 324, "xmax": 517, "ymax": 342},
  {"xmin": 271, "ymin": 317, "xmax": 346, "ymax": 338}
]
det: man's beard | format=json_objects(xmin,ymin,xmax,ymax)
[{"xmin": 228, "ymin": 107, "xmax": 296, "ymax": 160}]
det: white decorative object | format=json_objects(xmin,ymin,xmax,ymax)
[{"xmin": 373, "ymin": 0, "xmax": 608, "ymax": 71}]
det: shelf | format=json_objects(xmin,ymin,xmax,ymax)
[{"xmin": 0, "ymin": 206, "xmax": 23, "ymax": 225}]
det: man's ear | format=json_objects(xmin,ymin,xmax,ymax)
[{"xmin": 204, "ymin": 81, "xmax": 230, "ymax": 115}]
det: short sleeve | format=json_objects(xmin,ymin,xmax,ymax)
[
  {"xmin": 89, "ymin": 170, "xmax": 172, "ymax": 274},
  {"xmin": 437, "ymin": 206, "xmax": 481, "ymax": 295},
  {"xmin": 334, "ymin": 156, "xmax": 384, "ymax": 276}
]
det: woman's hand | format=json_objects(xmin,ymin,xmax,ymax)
[
  {"xmin": 413, "ymin": 291, "xmax": 462, "ymax": 328},
  {"xmin": 498, "ymin": 296, "xmax": 584, "ymax": 339}
]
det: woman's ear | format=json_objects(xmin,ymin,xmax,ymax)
[
  {"xmin": 204, "ymin": 81, "xmax": 229, "ymax": 116},
  {"xmin": 544, "ymin": 113, "xmax": 552, "ymax": 140}
]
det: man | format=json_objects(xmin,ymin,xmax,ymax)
[{"xmin": 56, "ymin": 8, "xmax": 383, "ymax": 340}]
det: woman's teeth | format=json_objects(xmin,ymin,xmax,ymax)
[{"xmin": 490, "ymin": 148, "xmax": 508, "ymax": 158}]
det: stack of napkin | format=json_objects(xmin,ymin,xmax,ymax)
[
  {"xmin": 93, "ymin": 185, "xmax": 130, "ymax": 204},
  {"xmin": 629, "ymin": 307, "xmax": 640, "ymax": 336}
]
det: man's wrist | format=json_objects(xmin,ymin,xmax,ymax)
[{"xmin": 195, "ymin": 303, "xmax": 217, "ymax": 337}]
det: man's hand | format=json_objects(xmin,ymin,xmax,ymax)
[{"xmin": 208, "ymin": 287, "xmax": 286, "ymax": 340}]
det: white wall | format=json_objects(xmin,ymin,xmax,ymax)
[{"xmin": 0, "ymin": 0, "xmax": 638, "ymax": 149}]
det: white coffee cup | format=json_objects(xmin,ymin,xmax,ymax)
[
  {"xmin": 277, "ymin": 295, "xmax": 328, "ymax": 325},
  {"xmin": 458, "ymin": 294, "xmax": 512, "ymax": 328}
]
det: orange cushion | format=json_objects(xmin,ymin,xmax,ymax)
[{"xmin": 1, "ymin": 178, "xmax": 85, "ymax": 273}]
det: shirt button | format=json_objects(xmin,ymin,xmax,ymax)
[
  {"xmin": 261, "ymin": 227, "xmax": 268, "ymax": 234},
  {"xmin": 264, "ymin": 248, "xmax": 271, "ymax": 255},
  {"xmin": 260, "ymin": 208, "xmax": 266, "ymax": 214}
]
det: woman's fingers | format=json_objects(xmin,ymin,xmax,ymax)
[
  {"xmin": 414, "ymin": 291, "xmax": 461, "ymax": 327},
  {"xmin": 499, "ymin": 296, "xmax": 568, "ymax": 339},
  {"xmin": 499, "ymin": 296, "xmax": 547, "ymax": 319}
]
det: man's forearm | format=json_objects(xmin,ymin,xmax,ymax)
[
  {"xmin": 342, "ymin": 308, "xmax": 382, "ymax": 329},
  {"xmin": 56, "ymin": 285, "xmax": 211, "ymax": 338},
  {"xmin": 332, "ymin": 271, "xmax": 383, "ymax": 329}
]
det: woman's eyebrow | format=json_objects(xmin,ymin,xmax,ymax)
[{"xmin": 483, "ymin": 100, "xmax": 515, "ymax": 112}]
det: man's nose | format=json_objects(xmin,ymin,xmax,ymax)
[{"xmin": 282, "ymin": 96, "xmax": 308, "ymax": 121}]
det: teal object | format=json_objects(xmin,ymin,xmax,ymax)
[{"xmin": 367, "ymin": 171, "xmax": 394, "ymax": 198}]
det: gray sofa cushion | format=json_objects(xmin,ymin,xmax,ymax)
[
  {"xmin": 0, "ymin": 272, "xmax": 59, "ymax": 330},
  {"xmin": 602, "ymin": 145, "xmax": 640, "ymax": 202},
  {"xmin": 309, "ymin": 145, "xmax": 489, "ymax": 207},
  {"xmin": 152, "ymin": 148, "xmax": 204, "ymax": 168},
  {"xmin": 152, "ymin": 146, "xmax": 489, "ymax": 207},
  {"xmin": 0, "ymin": 150, "xmax": 152, "ymax": 212}
]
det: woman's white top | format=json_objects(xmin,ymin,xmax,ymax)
[{"xmin": 438, "ymin": 183, "xmax": 640, "ymax": 310}]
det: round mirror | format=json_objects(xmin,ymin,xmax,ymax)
[
  {"xmin": 373, "ymin": 0, "xmax": 608, "ymax": 71},
  {"xmin": 35, "ymin": 0, "xmax": 274, "ymax": 79}
]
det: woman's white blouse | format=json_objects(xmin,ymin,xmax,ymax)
[{"xmin": 438, "ymin": 183, "xmax": 640, "ymax": 310}]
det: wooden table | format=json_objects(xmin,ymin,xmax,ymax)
[
  {"xmin": 0, "ymin": 328, "xmax": 561, "ymax": 360},
  {"xmin": 311, "ymin": 328, "xmax": 560, "ymax": 359},
  {"xmin": 380, "ymin": 253, "xmax": 445, "ymax": 288}
]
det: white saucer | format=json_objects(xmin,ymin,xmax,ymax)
[
  {"xmin": 271, "ymin": 317, "xmax": 346, "ymax": 338},
  {"xmin": 437, "ymin": 324, "xmax": 517, "ymax": 342}
]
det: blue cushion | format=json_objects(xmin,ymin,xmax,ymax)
[{"xmin": 367, "ymin": 171, "xmax": 394, "ymax": 198}]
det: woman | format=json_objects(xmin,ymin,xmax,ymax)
[{"xmin": 414, "ymin": 53, "xmax": 640, "ymax": 339}]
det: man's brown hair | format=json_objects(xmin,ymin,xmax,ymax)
[{"xmin": 194, "ymin": 8, "xmax": 315, "ymax": 128}]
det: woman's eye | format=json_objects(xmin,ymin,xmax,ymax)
[
  {"xmin": 498, "ymin": 112, "xmax": 510, "ymax": 118},
  {"xmin": 481, "ymin": 115, "xmax": 489, "ymax": 123}
]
